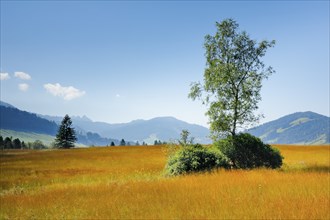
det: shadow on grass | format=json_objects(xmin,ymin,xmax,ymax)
[
  {"xmin": 0, "ymin": 154, "xmax": 18, "ymax": 158},
  {"xmin": 282, "ymin": 165, "xmax": 330, "ymax": 173},
  {"xmin": 300, "ymin": 165, "xmax": 330, "ymax": 173}
]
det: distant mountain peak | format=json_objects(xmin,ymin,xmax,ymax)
[
  {"xmin": 72, "ymin": 115, "xmax": 92, "ymax": 122},
  {"xmin": 129, "ymin": 119, "xmax": 146, "ymax": 123},
  {"xmin": 150, "ymin": 116, "xmax": 179, "ymax": 122}
]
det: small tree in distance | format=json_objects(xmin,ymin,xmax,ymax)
[
  {"xmin": 120, "ymin": 139, "xmax": 126, "ymax": 146},
  {"xmin": 54, "ymin": 114, "xmax": 77, "ymax": 149},
  {"xmin": 178, "ymin": 129, "xmax": 194, "ymax": 146},
  {"xmin": 0, "ymin": 136, "xmax": 4, "ymax": 150},
  {"xmin": 12, "ymin": 138, "xmax": 22, "ymax": 149}
]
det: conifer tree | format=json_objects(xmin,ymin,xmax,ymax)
[
  {"xmin": 0, "ymin": 136, "xmax": 4, "ymax": 150},
  {"xmin": 120, "ymin": 139, "xmax": 126, "ymax": 146},
  {"xmin": 55, "ymin": 114, "xmax": 77, "ymax": 148},
  {"xmin": 12, "ymin": 138, "xmax": 22, "ymax": 149}
]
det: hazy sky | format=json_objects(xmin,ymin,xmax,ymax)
[{"xmin": 1, "ymin": 1, "xmax": 329, "ymax": 127}]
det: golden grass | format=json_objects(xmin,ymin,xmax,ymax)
[{"xmin": 0, "ymin": 145, "xmax": 329, "ymax": 219}]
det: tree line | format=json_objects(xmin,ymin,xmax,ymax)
[
  {"xmin": 0, "ymin": 136, "xmax": 47, "ymax": 150},
  {"xmin": 104, "ymin": 139, "xmax": 166, "ymax": 147}
]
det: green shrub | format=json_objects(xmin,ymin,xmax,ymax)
[
  {"xmin": 215, "ymin": 133, "xmax": 283, "ymax": 169},
  {"xmin": 165, "ymin": 144, "xmax": 229, "ymax": 176}
]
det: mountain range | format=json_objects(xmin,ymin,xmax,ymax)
[
  {"xmin": 0, "ymin": 101, "xmax": 210, "ymax": 145},
  {"xmin": 247, "ymin": 111, "xmax": 329, "ymax": 145},
  {"xmin": 40, "ymin": 114, "xmax": 210, "ymax": 144},
  {"xmin": 0, "ymin": 101, "xmax": 329, "ymax": 145}
]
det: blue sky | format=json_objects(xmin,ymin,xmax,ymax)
[{"xmin": 0, "ymin": 1, "xmax": 329, "ymax": 127}]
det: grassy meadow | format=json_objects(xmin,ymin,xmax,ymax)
[{"xmin": 0, "ymin": 145, "xmax": 329, "ymax": 219}]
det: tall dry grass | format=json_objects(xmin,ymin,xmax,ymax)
[{"xmin": 0, "ymin": 145, "xmax": 329, "ymax": 219}]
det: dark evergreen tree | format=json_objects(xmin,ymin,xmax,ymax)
[
  {"xmin": 4, "ymin": 137, "xmax": 12, "ymax": 149},
  {"xmin": 12, "ymin": 138, "xmax": 22, "ymax": 149},
  {"xmin": 54, "ymin": 115, "xmax": 77, "ymax": 148},
  {"xmin": 110, "ymin": 141, "xmax": 115, "ymax": 146},
  {"xmin": 120, "ymin": 139, "xmax": 126, "ymax": 146},
  {"xmin": 0, "ymin": 136, "xmax": 4, "ymax": 149}
]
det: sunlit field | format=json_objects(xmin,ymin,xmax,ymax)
[{"xmin": 0, "ymin": 145, "xmax": 329, "ymax": 219}]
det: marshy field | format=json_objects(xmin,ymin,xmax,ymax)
[{"xmin": 0, "ymin": 145, "xmax": 329, "ymax": 219}]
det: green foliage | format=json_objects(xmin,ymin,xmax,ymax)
[
  {"xmin": 166, "ymin": 144, "xmax": 229, "ymax": 176},
  {"xmin": 215, "ymin": 133, "xmax": 283, "ymax": 169},
  {"xmin": 54, "ymin": 115, "xmax": 77, "ymax": 149},
  {"xmin": 189, "ymin": 19, "xmax": 275, "ymax": 138},
  {"xmin": 178, "ymin": 129, "xmax": 194, "ymax": 146}
]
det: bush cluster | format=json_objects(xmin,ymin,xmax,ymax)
[
  {"xmin": 165, "ymin": 144, "xmax": 229, "ymax": 176},
  {"xmin": 215, "ymin": 133, "xmax": 283, "ymax": 169},
  {"xmin": 165, "ymin": 133, "xmax": 283, "ymax": 176}
]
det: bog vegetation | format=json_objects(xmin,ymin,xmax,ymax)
[{"xmin": 0, "ymin": 145, "xmax": 329, "ymax": 219}]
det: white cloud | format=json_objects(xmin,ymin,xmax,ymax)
[
  {"xmin": 44, "ymin": 83, "xmax": 86, "ymax": 100},
  {"xmin": 116, "ymin": 94, "xmax": 120, "ymax": 98},
  {"xmin": 18, "ymin": 83, "xmax": 29, "ymax": 92},
  {"xmin": 14, "ymin": 72, "xmax": 31, "ymax": 80},
  {"xmin": 0, "ymin": 73, "xmax": 10, "ymax": 80}
]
